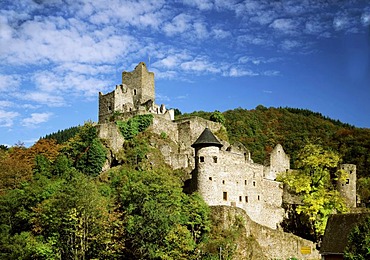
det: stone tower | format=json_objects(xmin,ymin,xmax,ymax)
[
  {"xmin": 191, "ymin": 128, "xmax": 223, "ymax": 205},
  {"xmin": 98, "ymin": 62, "xmax": 173, "ymax": 123},
  {"xmin": 337, "ymin": 164, "xmax": 357, "ymax": 208},
  {"xmin": 121, "ymin": 62, "xmax": 155, "ymax": 107}
]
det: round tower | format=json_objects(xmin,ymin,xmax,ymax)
[{"xmin": 191, "ymin": 128, "xmax": 223, "ymax": 205}]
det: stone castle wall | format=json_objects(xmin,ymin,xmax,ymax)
[
  {"xmin": 337, "ymin": 164, "xmax": 357, "ymax": 208},
  {"xmin": 193, "ymin": 142, "xmax": 284, "ymax": 229}
]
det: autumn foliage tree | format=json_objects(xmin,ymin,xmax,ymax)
[{"xmin": 277, "ymin": 143, "xmax": 348, "ymax": 241}]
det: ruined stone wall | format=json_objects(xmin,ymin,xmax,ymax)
[
  {"xmin": 113, "ymin": 84, "xmax": 133, "ymax": 113},
  {"xmin": 212, "ymin": 206, "xmax": 321, "ymax": 260},
  {"xmin": 98, "ymin": 84, "xmax": 134, "ymax": 123},
  {"xmin": 98, "ymin": 91, "xmax": 115, "ymax": 123},
  {"xmin": 122, "ymin": 62, "xmax": 154, "ymax": 106},
  {"xmin": 264, "ymin": 144, "xmax": 290, "ymax": 180},
  {"xmin": 337, "ymin": 164, "xmax": 357, "ymax": 208},
  {"xmin": 194, "ymin": 143, "xmax": 285, "ymax": 229}
]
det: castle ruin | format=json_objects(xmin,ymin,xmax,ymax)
[
  {"xmin": 99, "ymin": 62, "xmax": 174, "ymax": 123},
  {"xmin": 98, "ymin": 62, "xmax": 357, "ymax": 231}
]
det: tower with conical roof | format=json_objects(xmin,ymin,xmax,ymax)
[{"xmin": 191, "ymin": 128, "xmax": 223, "ymax": 205}]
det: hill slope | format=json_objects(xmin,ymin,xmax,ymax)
[{"xmin": 179, "ymin": 106, "xmax": 370, "ymax": 178}]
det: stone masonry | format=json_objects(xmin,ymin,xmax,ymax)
[
  {"xmin": 99, "ymin": 62, "xmax": 174, "ymax": 123},
  {"xmin": 98, "ymin": 62, "xmax": 357, "ymax": 230}
]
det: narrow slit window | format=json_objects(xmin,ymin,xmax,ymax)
[
  {"xmin": 253, "ymin": 181, "xmax": 256, "ymax": 187},
  {"xmin": 213, "ymin": 156, "xmax": 218, "ymax": 163},
  {"xmin": 239, "ymin": 196, "xmax": 242, "ymax": 202},
  {"xmin": 223, "ymin": 192, "xmax": 227, "ymax": 201},
  {"xmin": 134, "ymin": 89, "xmax": 137, "ymax": 95},
  {"xmin": 222, "ymin": 180, "xmax": 225, "ymax": 184},
  {"xmin": 258, "ymin": 195, "xmax": 260, "ymax": 201},
  {"xmin": 245, "ymin": 196, "xmax": 248, "ymax": 203},
  {"xmin": 245, "ymin": 180, "xmax": 247, "ymax": 185}
]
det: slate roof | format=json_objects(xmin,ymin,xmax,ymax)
[
  {"xmin": 320, "ymin": 213, "xmax": 370, "ymax": 255},
  {"xmin": 191, "ymin": 128, "xmax": 223, "ymax": 149}
]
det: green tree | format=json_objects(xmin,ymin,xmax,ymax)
[
  {"xmin": 277, "ymin": 143, "xmax": 348, "ymax": 240},
  {"xmin": 344, "ymin": 216, "xmax": 370, "ymax": 259},
  {"xmin": 113, "ymin": 167, "xmax": 210, "ymax": 259},
  {"xmin": 210, "ymin": 110, "xmax": 225, "ymax": 125},
  {"xmin": 31, "ymin": 172, "xmax": 115, "ymax": 259},
  {"xmin": 63, "ymin": 122, "xmax": 106, "ymax": 177},
  {"xmin": 116, "ymin": 114, "xmax": 153, "ymax": 140}
]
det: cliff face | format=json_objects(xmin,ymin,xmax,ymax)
[{"xmin": 210, "ymin": 206, "xmax": 321, "ymax": 260}]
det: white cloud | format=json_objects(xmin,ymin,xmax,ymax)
[
  {"xmin": 2, "ymin": 15, "xmax": 138, "ymax": 65},
  {"xmin": 182, "ymin": 0, "xmax": 214, "ymax": 10},
  {"xmin": 30, "ymin": 69, "xmax": 112, "ymax": 102},
  {"xmin": 211, "ymin": 28, "xmax": 231, "ymax": 39},
  {"xmin": 85, "ymin": 0, "xmax": 166, "ymax": 29},
  {"xmin": 0, "ymin": 101, "xmax": 14, "ymax": 108},
  {"xmin": 238, "ymin": 56, "xmax": 279, "ymax": 65},
  {"xmin": 0, "ymin": 74, "xmax": 21, "ymax": 92},
  {"xmin": 54, "ymin": 63, "xmax": 115, "ymax": 75},
  {"xmin": 361, "ymin": 12, "xmax": 370, "ymax": 26},
  {"xmin": 162, "ymin": 13, "xmax": 192, "ymax": 36},
  {"xmin": 270, "ymin": 18, "xmax": 299, "ymax": 34},
  {"xmin": 0, "ymin": 15, "xmax": 14, "ymax": 42},
  {"xmin": 262, "ymin": 70, "xmax": 280, "ymax": 76},
  {"xmin": 305, "ymin": 20, "xmax": 328, "ymax": 35},
  {"xmin": 280, "ymin": 39, "xmax": 300, "ymax": 50},
  {"xmin": 15, "ymin": 92, "xmax": 65, "ymax": 107},
  {"xmin": 227, "ymin": 67, "xmax": 258, "ymax": 77},
  {"xmin": 193, "ymin": 21, "xmax": 209, "ymax": 39},
  {"xmin": 237, "ymin": 35, "xmax": 273, "ymax": 47},
  {"xmin": 333, "ymin": 16, "xmax": 349, "ymax": 30},
  {"xmin": 181, "ymin": 58, "xmax": 220, "ymax": 74},
  {"xmin": 21, "ymin": 112, "xmax": 53, "ymax": 127},
  {"xmin": 0, "ymin": 109, "xmax": 19, "ymax": 127},
  {"xmin": 250, "ymin": 10, "xmax": 277, "ymax": 25}
]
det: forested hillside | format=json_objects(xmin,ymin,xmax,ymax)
[
  {"xmin": 179, "ymin": 106, "xmax": 370, "ymax": 178},
  {"xmin": 1, "ymin": 106, "xmax": 370, "ymax": 258},
  {"xmin": 0, "ymin": 121, "xmax": 242, "ymax": 259}
]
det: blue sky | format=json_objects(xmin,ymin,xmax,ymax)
[{"xmin": 0, "ymin": 0, "xmax": 369, "ymax": 147}]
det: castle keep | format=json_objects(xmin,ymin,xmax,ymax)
[
  {"xmin": 98, "ymin": 62, "xmax": 357, "ymax": 231},
  {"xmin": 99, "ymin": 62, "xmax": 174, "ymax": 123}
]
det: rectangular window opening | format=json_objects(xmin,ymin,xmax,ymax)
[
  {"xmin": 213, "ymin": 156, "xmax": 218, "ymax": 163},
  {"xmin": 346, "ymin": 179, "xmax": 350, "ymax": 184},
  {"xmin": 253, "ymin": 181, "xmax": 256, "ymax": 187},
  {"xmin": 245, "ymin": 196, "xmax": 248, "ymax": 203},
  {"xmin": 200, "ymin": 156, "xmax": 204, "ymax": 163},
  {"xmin": 244, "ymin": 180, "xmax": 247, "ymax": 185},
  {"xmin": 223, "ymin": 192, "xmax": 227, "ymax": 201},
  {"xmin": 209, "ymin": 177, "xmax": 212, "ymax": 181},
  {"xmin": 258, "ymin": 195, "xmax": 260, "ymax": 201},
  {"xmin": 239, "ymin": 196, "xmax": 242, "ymax": 202}
]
